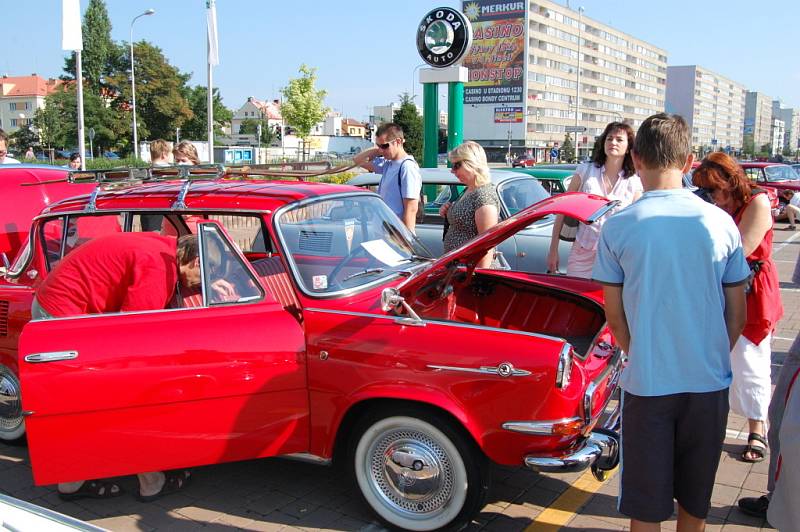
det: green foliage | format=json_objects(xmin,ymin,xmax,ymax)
[
  {"xmin": 9, "ymin": 125, "xmax": 38, "ymax": 151},
  {"xmin": 393, "ymin": 93, "xmax": 423, "ymax": 161},
  {"xmin": 239, "ymin": 118, "xmax": 276, "ymax": 146},
  {"xmin": 181, "ymin": 85, "xmax": 232, "ymax": 140},
  {"xmin": 106, "ymin": 41, "xmax": 192, "ymax": 143},
  {"xmin": 759, "ymin": 144, "xmax": 772, "ymax": 158},
  {"xmin": 561, "ymin": 134, "xmax": 575, "ymax": 162},
  {"xmin": 280, "ymin": 65, "xmax": 329, "ymax": 142},
  {"xmin": 63, "ymin": 0, "xmax": 119, "ymax": 92},
  {"xmin": 742, "ymin": 134, "xmax": 755, "ymax": 157}
]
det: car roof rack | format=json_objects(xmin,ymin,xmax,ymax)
[{"xmin": 68, "ymin": 164, "xmax": 226, "ymax": 184}]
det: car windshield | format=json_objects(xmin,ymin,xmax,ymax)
[
  {"xmin": 276, "ymin": 194, "xmax": 432, "ymax": 295},
  {"xmin": 497, "ymin": 178, "xmax": 550, "ymax": 216},
  {"xmin": 764, "ymin": 165, "xmax": 799, "ymax": 182}
]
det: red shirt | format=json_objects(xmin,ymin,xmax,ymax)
[{"xmin": 37, "ymin": 233, "xmax": 179, "ymax": 317}]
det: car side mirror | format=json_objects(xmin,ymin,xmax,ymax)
[
  {"xmin": 0, "ymin": 252, "xmax": 9, "ymax": 276},
  {"xmin": 380, "ymin": 287, "xmax": 424, "ymax": 327}
]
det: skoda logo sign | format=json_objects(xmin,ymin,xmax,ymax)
[{"xmin": 416, "ymin": 8, "xmax": 472, "ymax": 68}]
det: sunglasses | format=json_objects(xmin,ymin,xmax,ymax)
[
  {"xmin": 451, "ymin": 161, "xmax": 465, "ymax": 170},
  {"xmin": 376, "ymin": 139, "xmax": 396, "ymax": 149}
]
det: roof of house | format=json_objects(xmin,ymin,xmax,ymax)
[
  {"xmin": 241, "ymin": 97, "xmax": 282, "ymax": 120},
  {"xmin": 0, "ymin": 75, "xmax": 62, "ymax": 98},
  {"xmin": 342, "ymin": 118, "xmax": 365, "ymax": 127}
]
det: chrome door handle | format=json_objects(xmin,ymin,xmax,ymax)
[{"xmin": 24, "ymin": 351, "xmax": 78, "ymax": 363}]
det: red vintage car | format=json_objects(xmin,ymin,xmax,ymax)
[
  {"xmin": 740, "ymin": 162, "xmax": 800, "ymax": 193},
  {"xmin": 2, "ymin": 167, "xmax": 621, "ymax": 531}
]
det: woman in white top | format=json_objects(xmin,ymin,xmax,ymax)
[{"xmin": 547, "ymin": 122, "xmax": 643, "ymax": 278}]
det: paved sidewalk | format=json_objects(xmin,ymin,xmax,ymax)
[{"xmin": 0, "ymin": 227, "xmax": 796, "ymax": 531}]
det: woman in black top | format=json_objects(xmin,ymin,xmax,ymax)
[{"xmin": 440, "ymin": 141, "xmax": 500, "ymax": 268}]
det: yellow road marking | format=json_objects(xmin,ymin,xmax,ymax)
[{"xmin": 524, "ymin": 467, "xmax": 618, "ymax": 532}]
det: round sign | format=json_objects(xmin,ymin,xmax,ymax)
[
  {"xmin": 550, "ymin": 148, "xmax": 559, "ymax": 159},
  {"xmin": 416, "ymin": 8, "xmax": 472, "ymax": 68}
]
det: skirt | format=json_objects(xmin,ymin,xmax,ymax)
[
  {"xmin": 729, "ymin": 333, "xmax": 773, "ymax": 421},
  {"xmin": 566, "ymin": 242, "xmax": 596, "ymax": 279}
]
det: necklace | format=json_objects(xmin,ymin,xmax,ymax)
[{"xmin": 602, "ymin": 170, "xmax": 618, "ymax": 195}]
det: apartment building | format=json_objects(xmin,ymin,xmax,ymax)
[
  {"xmin": 773, "ymin": 101, "xmax": 799, "ymax": 154},
  {"xmin": 462, "ymin": 0, "xmax": 667, "ymax": 161},
  {"xmin": 744, "ymin": 91, "xmax": 774, "ymax": 152},
  {"xmin": 665, "ymin": 65, "xmax": 746, "ymax": 154},
  {"xmin": 0, "ymin": 74, "xmax": 61, "ymax": 133}
]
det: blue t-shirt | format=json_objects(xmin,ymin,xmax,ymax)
[
  {"xmin": 373, "ymin": 156, "xmax": 422, "ymax": 217},
  {"xmin": 592, "ymin": 188, "xmax": 750, "ymax": 397}
]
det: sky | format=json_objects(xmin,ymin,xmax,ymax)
[{"xmin": 5, "ymin": 0, "xmax": 800, "ymax": 121}]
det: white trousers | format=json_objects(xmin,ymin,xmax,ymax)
[
  {"xmin": 566, "ymin": 242, "xmax": 595, "ymax": 279},
  {"xmin": 729, "ymin": 333, "xmax": 773, "ymax": 421}
]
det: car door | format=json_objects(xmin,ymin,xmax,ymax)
[{"xmin": 19, "ymin": 221, "xmax": 308, "ymax": 486}]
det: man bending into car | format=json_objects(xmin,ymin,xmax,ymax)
[{"xmin": 32, "ymin": 232, "xmax": 234, "ymax": 502}]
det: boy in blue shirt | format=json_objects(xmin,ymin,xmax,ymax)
[{"xmin": 593, "ymin": 113, "xmax": 749, "ymax": 531}]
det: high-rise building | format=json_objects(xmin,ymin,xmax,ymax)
[
  {"xmin": 744, "ymin": 91, "xmax": 774, "ymax": 153},
  {"xmin": 461, "ymin": 0, "xmax": 667, "ymax": 161},
  {"xmin": 772, "ymin": 100, "xmax": 800, "ymax": 155},
  {"xmin": 665, "ymin": 65, "xmax": 746, "ymax": 155}
]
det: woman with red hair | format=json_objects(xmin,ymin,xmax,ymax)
[{"xmin": 693, "ymin": 152, "xmax": 784, "ymax": 463}]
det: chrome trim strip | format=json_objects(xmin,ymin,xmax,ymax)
[
  {"xmin": 304, "ymin": 307, "xmax": 565, "ymax": 343},
  {"xmin": 281, "ymin": 453, "xmax": 332, "ymax": 466},
  {"xmin": 24, "ymin": 350, "xmax": 78, "ymax": 363},
  {"xmin": 555, "ymin": 342, "xmax": 572, "ymax": 388},
  {"xmin": 0, "ymin": 284, "xmax": 32, "ymax": 290},
  {"xmin": 586, "ymin": 200, "xmax": 621, "ymax": 223},
  {"xmin": 523, "ymin": 429, "xmax": 619, "ymax": 474},
  {"xmin": 502, "ymin": 417, "xmax": 582, "ymax": 435},
  {"xmin": 428, "ymin": 363, "xmax": 532, "ymax": 378},
  {"xmin": 583, "ymin": 347, "xmax": 623, "ymax": 426}
]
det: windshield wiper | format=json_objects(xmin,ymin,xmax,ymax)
[
  {"xmin": 342, "ymin": 267, "xmax": 385, "ymax": 282},
  {"xmin": 399, "ymin": 254, "xmax": 433, "ymax": 263}
]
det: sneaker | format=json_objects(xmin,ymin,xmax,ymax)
[{"xmin": 738, "ymin": 495, "xmax": 769, "ymax": 518}]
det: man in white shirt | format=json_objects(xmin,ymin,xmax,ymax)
[{"xmin": 0, "ymin": 130, "xmax": 20, "ymax": 164}]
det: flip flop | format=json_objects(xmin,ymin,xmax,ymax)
[
  {"xmin": 58, "ymin": 479, "xmax": 124, "ymax": 501},
  {"xmin": 136, "ymin": 470, "xmax": 191, "ymax": 502},
  {"xmin": 740, "ymin": 433, "xmax": 767, "ymax": 463}
]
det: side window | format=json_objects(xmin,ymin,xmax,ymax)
[
  {"xmin": 41, "ymin": 214, "xmax": 123, "ymax": 270},
  {"xmin": 744, "ymin": 168, "xmax": 760, "ymax": 183},
  {"xmin": 207, "ymin": 214, "xmax": 268, "ymax": 253},
  {"xmin": 199, "ymin": 223, "xmax": 263, "ymax": 306}
]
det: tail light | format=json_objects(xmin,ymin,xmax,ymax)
[{"xmin": 555, "ymin": 343, "xmax": 573, "ymax": 388}]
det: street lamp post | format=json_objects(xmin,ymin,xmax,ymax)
[
  {"xmin": 575, "ymin": 6, "xmax": 584, "ymax": 162},
  {"xmin": 411, "ymin": 63, "xmax": 426, "ymax": 101},
  {"xmin": 130, "ymin": 8, "xmax": 155, "ymax": 160}
]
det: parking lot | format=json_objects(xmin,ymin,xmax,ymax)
[{"xmin": 1, "ymin": 227, "xmax": 796, "ymax": 531}]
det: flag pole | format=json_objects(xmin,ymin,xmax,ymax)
[
  {"xmin": 206, "ymin": 0, "xmax": 218, "ymax": 164},
  {"xmin": 207, "ymin": 58, "xmax": 213, "ymax": 163},
  {"xmin": 76, "ymin": 50, "xmax": 86, "ymax": 170}
]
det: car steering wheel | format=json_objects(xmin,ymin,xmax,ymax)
[{"xmin": 327, "ymin": 246, "xmax": 375, "ymax": 288}]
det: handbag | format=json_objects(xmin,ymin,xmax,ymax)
[{"xmin": 559, "ymin": 216, "xmax": 579, "ymax": 242}]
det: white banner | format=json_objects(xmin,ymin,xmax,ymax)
[
  {"xmin": 62, "ymin": 0, "xmax": 83, "ymax": 51},
  {"xmin": 206, "ymin": 0, "xmax": 219, "ymax": 66}
]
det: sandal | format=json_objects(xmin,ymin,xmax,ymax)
[
  {"xmin": 58, "ymin": 479, "xmax": 124, "ymax": 501},
  {"xmin": 741, "ymin": 433, "xmax": 767, "ymax": 463},
  {"xmin": 136, "ymin": 470, "xmax": 191, "ymax": 502}
]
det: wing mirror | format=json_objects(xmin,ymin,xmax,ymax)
[
  {"xmin": 0, "ymin": 252, "xmax": 9, "ymax": 276},
  {"xmin": 380, "ymin": 287, "xmax": 424, "ymax": 327}
]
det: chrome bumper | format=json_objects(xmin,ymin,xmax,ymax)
[{"xmin": 523, "ymin": 428, "xmax": 618, "ymax": 475}]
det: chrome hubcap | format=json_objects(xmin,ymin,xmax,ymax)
[
  {"xmin": 369, "ymin": 429, "xmax": 454, "ymax": 515},
  {"xmin": 0, "ymin": 371, "xmax": 23, "ymax": 433}
]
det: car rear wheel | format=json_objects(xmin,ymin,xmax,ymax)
[
  {"xmin": 0, "ymin": 365, "xmax": 26, "ymax": 445},
  {"xmin": 351, "ymin": 410, "xmax": 488, "ymax": 531}
]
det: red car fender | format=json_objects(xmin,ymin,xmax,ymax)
[{"xmin": 312, "ymin": 382, "xmax": 487, "ymax": 460}]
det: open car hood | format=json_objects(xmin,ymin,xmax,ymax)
[{"xmin": 399, "ymin": 192, "xmax": 617, "ymax": 298}]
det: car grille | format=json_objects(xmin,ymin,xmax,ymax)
[{"xmin": 0, "ymin": 301, "xmax": 8, "ymax": 337}]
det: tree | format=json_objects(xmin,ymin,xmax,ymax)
[
  {"xmin": 742, "ymin": 134, "xmax": 755, "ymax": 157},
  {"xmin": 9, "ymin": 125, "xmax": 38, "ymax": 152},
  {"xmin": 239, "ymin": 118, "xmax": 276, "ymax": 146},
  {"xmin": 107, "ymin": 41, "xmax": 192, "ymax": 145},
  {"xmin": 561, "ymin": 134, "xmax": 574, "ymax": 162},
  {"xmin": 62, "ymin": 0, "xmax": 120, "ymax": 93},
  {"xmin": 393, "ymin": 93, "xmax": 423, "ymax": 161},
  {"xmin": 181, "ymin": 85, "xmax": 232, "ymax": 141},
  {"xmin": 280, "ymin": 64, "xmax": 329, "ymax": 158}
]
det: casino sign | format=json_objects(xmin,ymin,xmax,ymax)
[{"xmin": 416, "ymin": 7, "xmax": 473, "ymax": 68}]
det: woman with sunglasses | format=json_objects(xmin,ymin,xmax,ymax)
[
  {"xmin": 440, "ymin": 141, "xmax": 500, "ymax": 268},
  {"xmin": 547, "ymin": 122, "xmax": 642, "ymax": 277},
  {"xmin": 692, "ymin": 152, "xmax": 783, "ymax": 464}
]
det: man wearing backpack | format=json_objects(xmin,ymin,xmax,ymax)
[{"xmin": 354, "ymin": 123, "xmax": 422, "ymax": 232}]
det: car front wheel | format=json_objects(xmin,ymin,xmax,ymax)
[
  {"xmin": 351, "ymin": 410, "xmax": 488, "ymax": 531},
  {"xmin": 0, "ymin": 365, "xmax": 26, "ymax": 444}
]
